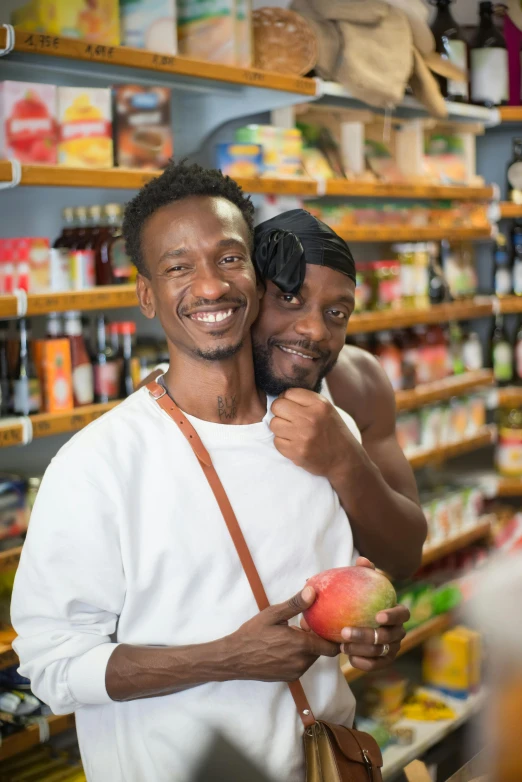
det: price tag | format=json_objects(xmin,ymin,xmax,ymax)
[
  {"xmin": 23, "ymin": 33, "xmax": 59, "ymax": 51},
  {"xmin": 151, "ymin": 53, "xmax": 175, "ymax": 68},
  {"xmin": 84, "ymin": 44, "xmax": 115, "ymax": 60},
  {"xmin": 0, "ymin": 425, "xmax": 23, "ymax": 447}
]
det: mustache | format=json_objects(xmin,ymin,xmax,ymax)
[
  {"xmin": 267, "ymin": 337, "xmax": 331, "ymax": 361},
  {"xmin": 178, "ymin": 296, "xmax": 246, "ymax": 317}
]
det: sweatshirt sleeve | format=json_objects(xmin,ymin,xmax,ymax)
[{"xmin": 11, "ymin": 456, "xmax": 125, "ymax": 715}]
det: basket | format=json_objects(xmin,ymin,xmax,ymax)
[{"xmin": 252, "ymin": 7, "xmax": 317, "ymax": 77}]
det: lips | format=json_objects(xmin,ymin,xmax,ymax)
[
  {"xmin": 276, "ymin": 345, "xmax": 319, "ymax": 361},
  {"xmin": 189, "ymin": 308, "xmax": 236, "ymax": 324}
]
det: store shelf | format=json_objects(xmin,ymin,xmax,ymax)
[
  {"xmin": 488, "ymin": 477, "xmax": 522, "ymax": 497},
  {"xmin": 395, "ymin": 371, "xmax": 494, "ymax": 412},
  {"xmin": 407, "ymin": 426, "xmax": 496, "ymax": 471},
  {"xmin": 381, "ymin": 688, "xmax": 486, "ymax": 780},
  {"xmin": 499, "ymin": 106, "xmax": 522, "ymax": 123},
  {"xmin": 0, "ymin": 643, "xmax": 17, "ymax": 671},
  {"xmin": 0, "ymin": 30, "xmax": 316, "ymax": 96},
  {"xmin": 325, "ymin": 180, "xmax": 494, "ymax": 201},
  {"xmin": 347, "ymin": 299, "xmax": 493, "ymax": 335},
  {"xmin": 421, "ymin": 518, "xmax": 493, "ymax": 567},
  {"xmin": 341, "ymin": 614, "xmax": 453, "ymax": 684},
  {"xmin": 499, "ymin": 202, "xmax": 522, "ymax": 219},
  {"xmin": 498, "ymin": 295, "xmax": 522, "ymax": 314},
  {"xmin": 338, "ymin": 226, "xmax": 492, "ymax": 243},
  {"xmin": 0, "ymin": 402, "xmax": 119, "ymax": 448},
  {"xmin": 0, "ymin": 285, "xmax": 137, "ymax": 318},
  {"xmin": 0, "ymin": 546, "xmax": 23, "ymax": 573},
  {"xmin": 0, "ymin": 714, "xmax": 76, "ymax": 762},
  {"xmin": 496, "ymin": 386, "xmax": 522, "ymax": 407}
]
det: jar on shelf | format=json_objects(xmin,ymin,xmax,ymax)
[
  {"xmin": 370, "ymin": 261, "xmax": 401, "ymax": 311},
  {"xmin": 413, "ymin": 243, "xmax": 430, "ymax": 309},
  {"xmin": 393, "ymin": 243, "xmax": 416, "ymax": 308},
  {"xmin": 497, "ymin": 407, "xmax": 522, "ymax": 478}
]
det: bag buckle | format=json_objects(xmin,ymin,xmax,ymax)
[{"xmin": 362, "ymin": 749, "xmax": 373, "ymax": 782}]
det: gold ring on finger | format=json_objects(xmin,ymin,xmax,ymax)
[
  {"xmin": 380, "ymin": 643, "xmax": 390, "ymax": 657},
  {"xmin": 373, "ymin": 629, "xmax": 379, "ymax": 645}
]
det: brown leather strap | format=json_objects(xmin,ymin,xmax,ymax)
[{"xmin": 147, "ymin": 380, "xmax": 316, "ymax": 728}]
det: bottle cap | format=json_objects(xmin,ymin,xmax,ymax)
[{"xmin": 119, "ymin": 321, "xmax": 137, "ymax": 335}]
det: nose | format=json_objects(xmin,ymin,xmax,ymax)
[
  {"xmin": 190, "ymin": 263, "xmax": 231, "ymax": 301},
  {"xmin": 293, "ymin": 309, "xmax": 330, "ymax": 343}
]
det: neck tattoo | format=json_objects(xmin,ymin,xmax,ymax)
[{"xmin": 217, "ymin": 395, "xmax": 237, "ymax": 421}]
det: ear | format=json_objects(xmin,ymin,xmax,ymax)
[
  {"xmin": 256, "ymin": 279, "xmax": 265, "ymax": 302},
  {"xmin": 136, "ymin": 274, "xmax": 155, "ymax": 320}
]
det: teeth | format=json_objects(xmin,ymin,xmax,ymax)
[
  {"xmin": 279, "ymin": 346, "xmax": 315, "ymax": 360},
  {"xmin": 191, "ymin": 309, "xmax": 234, "ymax": 323}
]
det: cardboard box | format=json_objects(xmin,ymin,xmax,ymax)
[
  {"xmin": 33, "ymin": 338, "xmax": 74, "ymax": 413},
  {"xmin": 120, "ymin": 0, "xmax": 177, "ymax": 54},
  {"xmin": 113, "ymin": 85, "xmax": 173, "ymax": 169},
  {"xmin": 423, "ymin": 626, "xmax": 481, "ymax": 698},
  {"xmin": 12, "ymin": 0, "xmax": 120, "ymax": 45},
  {"xmin": 0, "ymin": 81, "xmax": 58, "ymax": 165},
  {"xmin": 178, "ymin": 0, "xmax": 236, "ymax": 65},
  {"xmin": 58, "ymin": 86, "xmax": 113, "ymax": 168},
  {"xmin": 215, "ymin": 143, "xmax": 263, "ymax": 178}
]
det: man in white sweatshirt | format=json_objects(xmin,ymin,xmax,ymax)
[{"xmin": 11, "ymin": 162, "xmax": 408, "ymax": 782}]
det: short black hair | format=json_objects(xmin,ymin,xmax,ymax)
[{"xmin": 122, "ymin": 160, "xmax": 255, "ymax": 277}]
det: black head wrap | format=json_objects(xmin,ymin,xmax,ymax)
[{"xmin": 254, "ymin": 209, "xmax": 356, "ymax": 296}]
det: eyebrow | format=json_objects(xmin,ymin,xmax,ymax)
[{"xmin": 159, "ymin": 237, "xmax": 247, "ymax": 264}]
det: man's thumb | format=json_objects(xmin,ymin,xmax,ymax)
[{"xmin": 268, "ymin": 586, "xmax": 315, "ymax": 623}]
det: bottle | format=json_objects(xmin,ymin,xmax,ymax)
[
  {"xmin": 119, "ymin": 321, "xmax": 137, "ymax": 398},
  {"xmin": 50, "ymin": 207, "xmax": 74, "ymax": 292},
  {"xmin": 491, "ymin": 314, "xmax": 514, "ymax": 385},
  {"xmin": 511, "ymin": 219, "xmax": 522, "ymax": 295},
  {"xmin": 507, "ymin": 138, "xmax": 522, "ymax": 204},
  {"xmin": 95, "ymin": 204, "xmax": 133, "ymax": 286},
  {"xmin": 494, "ymin": 233, "xmax": 512, "ymax": 297},
  {"xmin": 0, "ymin": 321, "xmax": 11, "ymax": 416},
  {"xmin": 93, "ymin": 316, "xmax": 120, "ymax": 403},
  {"xmin": 470, "ymin": 1, "xmax": 509, "ymax": 107},
  {"xmin": 13, "ymin": 318, "xmax": 41, "ymax": 415},
  {"xmin": 449, "ymin": 322, "xmax": 465, "ymax": 375},
  {"xmin": 497, "ymin": 406, "xmax": 522, "ymax": 477},
  {"xmin": 64, "ymin": 311, "xmax": 94, "ymax": 407},
  {"xmin": 46, "ymin": 313, "xmax": 63, "ymax": 340},
  {"xmin": 398, "ymin": 329, "xmax": 419, "ymax": 390},
  {"xmin": 515, "ymin": 317, "xmax": 522, "ymax": 383},
  {"xmin": 463, "ymin": 331, "xmax": 484, "ymax": 372},
  {"xmin": 69, "ymin": 206, "xmax": 96, "ymax": 291},
  {"xmin": 427, "ymin": 242, "xmax": 448, "ymax": 304},
  {"xmin": 429, "ymin": 0, "xmax": 469, "ymax": 102},
  {"xmin": 374, "ymin": 331, "xmax": 402, "ymax": 392}
]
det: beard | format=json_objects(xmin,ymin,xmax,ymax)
[
  {"xmin": 253, "ymin": 338, "xmax": 337, "ymax": 396},
  {"xmin": 192, "ymin": 339, "xmax": 244, "ymax": 361}
]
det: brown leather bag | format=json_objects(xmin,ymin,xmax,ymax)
[{"xmin": 148, "ymin": 381, "xmax": 384, "ymax": 782}]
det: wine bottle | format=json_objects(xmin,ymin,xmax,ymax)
[
  {"xmin": 470, "ymin": 1, "xmax": 509, "ymax": 107},
  {"xmin": 430, "ymin": 0, "xmax": 469, "ymax": 102}
]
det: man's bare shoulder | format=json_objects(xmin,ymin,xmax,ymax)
[{"xmin": 326, "ymin": 345, "xmax": 394, "ymax": 431}]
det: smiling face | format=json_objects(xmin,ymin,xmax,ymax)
[
  {"xmin": 137, "ymin": 195, "xmax": 261, "ymax": 362},
  {"xmin": 252, "ymin": 264, "xmax": 356, "ymax": 395}
]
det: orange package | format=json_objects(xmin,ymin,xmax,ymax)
[{"xmin": 34, "ymin": 338, "xmax": 73, "ymax": 413}]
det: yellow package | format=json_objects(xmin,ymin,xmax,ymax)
[
  {"xmin": 402, "ymin": 690, "xmax": 456, "ymax": 721},
  {"xmin": 235, "ymin": 0, "xmax": 252, "ymax": 67},
  {"xmin": 178, "ymin": 0, "xmax": 236, "ymax": 65},
  {"xmin": 58, "ymin": 87, "xmax": 113, "ymax": 169},
  {"xmin": 12, "ymin": 0, "xmax": 120, "ymax": 46},
  {"xmin": 451, "ymin": 626, "xmax": 482, "ymax": 692},
  {"xmin": 423, "ymin": 628, "xmax": 476, "ymax": 698}
]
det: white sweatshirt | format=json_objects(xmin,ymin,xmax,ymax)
[{"xmin": 11, "ymin": 388, "xmax": 359, "ymax": 782}]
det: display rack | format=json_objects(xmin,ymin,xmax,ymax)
[
  {"xmin": 0, "ymin": 402, "xmax": 119, "ymax": 448},
  {"xmin": 499, "ymin": 202, "xmax": 522, "ymax": 219},
  {"xmin": 338, "ymin": 226, "xmax": 491, "ymax": 243},
  {"xmin": 407, "ymin": 426, "xmax": 495, "ymax": 471},
  {"xmin": 342, "ymin": 613, "xmax": 453, "ymax": 684},
  {"xmin": 498, "ymin": 295, "xmax": 522, "ymax": 315},
  {"xmin": 0, "ymin": 286, "xmax": 137, "ymax": 318},
  {"xmin": 489, "ymin": 477, "xmax": 522, "ymax": 497},
  {"xmin": 0, "ymin": 715, "xmax": 75, "ymax": 763},
  {"xmin": 421, "ymin": 518, "xmax": 492, "ymax": 567},
  {"xmin": 395, "ymin": 370, "xmax": 494, "ymax": 412},
  {"xmin": 499, "ymin": 107, "xmax": 522, "ymax": 122},
  {"xmin": 347, "ymin": 299, "xmax": 493, "ymax": 334}
]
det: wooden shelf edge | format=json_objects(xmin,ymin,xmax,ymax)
[
  {"xmin": 342, "ymin": 613, "xmax": 453, "ymax": 683},
  {"xmin": 499, "ymin": 106, "xmax": 522, "ymax": 123},
  {"xmin": 347, "ymin": 299, "xmax": 493, "ymax": 334},
  {"xmin": 407, "ymin": 426, "xmax": 495, "ymax": 470},
  {"xmin": 0, "ymin": 714, "xmax": 75, "ymax": 762},
  {"xmin": 0, "ymin": 546, "xmax": 23, "ymax": 572},
  {"xmin": 497, "ymin": 386, "xmax": 522, "ymax": 407},
  {"xmin": 395, "ymin": 370, "xmax": 494, "ymax": 412},
  {"xmin": 499, "ymin": 202, "xmax": 522, "ymax": 219},
  {"xmin": 326, "ymin": 180, "xmax": 493, "ymax": 201},
  {"xmin": 338, "ymin": 226, "xmax": 492, "ymax": 243},
  {"xmin": 492, "ymin": 477, "xmax": 522, "ymax": 496},
  {"xmin": 421, "ymin": 517, "xmax": 493, "ymax": 567},
  {"xmin": 0, "ymin": 30, "xmax": 316, "ymax": 96},
  {"xmin": 498, "ymin": 295, "xmax": 522, "ymax": 314},
  {"xmin": 0, "ymin": 643, "xmax": 18, "ymax": 671}
]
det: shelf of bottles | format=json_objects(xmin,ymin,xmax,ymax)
[
  {"xmin": 395, "ymin": 370, "xmax": 494, "ymax": 412},
  {"xmin": 407, "ymin": 426, "xmax": 496, "ymax": 471},
  {"xmin": 338, "ymin": 226, "xmax": 492, "ymax": 244}
]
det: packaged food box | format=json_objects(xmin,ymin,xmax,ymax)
[
  {"xmin": 0, "ymin": 81, "xmax": 58, "ymax": 165},
  {"xmin": 215, "ymin": 142, "xmax": 263, "ymax": 178},
  {"xmin": 423, "ymin": 626, "xmax": 481, "ymax": 698},
  {"xmin": 236, "ymin": 125, "xmax": 304, "ymax": 178},
  {"xmin": 113, "ymin": 85, "xmax": 173, "ymax": 170},
  {"xmin": 235, "ymin": 0, "xmax": 252, "ymax": 67},
  {"xmin": 33, "ymin": 339, "xmax": 73, "ymax": 413},
  {"xmin": 120, "ymin": 0, "xmax": 177, "ymax": 54},
  {"xmin": 58, "ymin": 87, "xmax": 113, "ymax": 169},
  {"xmin": 178, "ymin": 0, "xmax": 236, "ymax": 65},
  {"xmin": 12, "ymin": 0, "xmax": 120, "ymax": 45},
  {"xmin": 14, "ymin": 237, "xmax": 51, "ymax": 293}
]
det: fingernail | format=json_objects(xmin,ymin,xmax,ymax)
[
  {"xmin": 341, "ymin": 628, "xmax": 353, "ymax": 641},
  {"xmin": 340, "ymin": 644, "xmax": 346, "ymax": 654},
  {"xmin": 376, "ymin": 612, "xmax": 387, "ymax": 624},
  {"xmin": 302, "ymin": 586, "xmax": 313, "ymax": 602}
]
